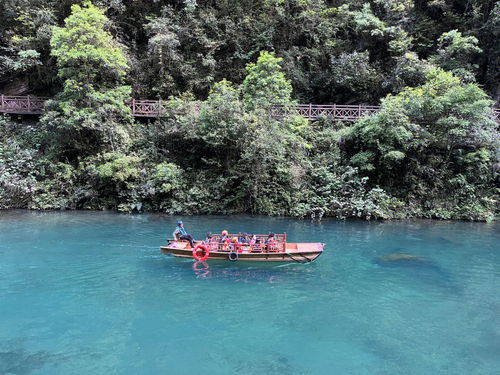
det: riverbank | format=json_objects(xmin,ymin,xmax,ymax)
[{"xmin": 1, "ymin": 207, "xmax": 497, "ymax": 223}]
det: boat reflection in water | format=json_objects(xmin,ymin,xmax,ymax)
[{"xmin": 191, "ymin": 261, "xmax": 285, "ymax": 283}]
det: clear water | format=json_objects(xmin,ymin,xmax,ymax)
[{"xmin": 0, "ymin": 211, "xmax": 499, "ymax": 375}]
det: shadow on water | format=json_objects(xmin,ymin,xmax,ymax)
[
  {"xmin": 372, "ymin": 253, "xmax": 459, "ymax": 292},
  {"xmin": 0, "ymin": 339, "xmax": 55, "ymax": 375},
  {"xmin": 373, "ymin": 253, "xmax": 441, "ymax": 269},
  {"xmin": 230, "ymin": 352, "xmax": 298, "ymax": 375}
]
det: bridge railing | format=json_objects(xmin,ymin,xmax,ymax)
[
  {"xmin": 0, "ymin": 95, "xmax": 48, "ymax": 114},
  {"xmin": 125, "ymin": 99, "xmax": 172, "ymax": 117},
  {"xmin": 493, "ymin": 108, "xmax": 500, "ymax": 122},
  {"xmin": 270, "ymin": 104, "xmax": 381, "ymax": 121},
  {"xmin": 1, "ymin": 95, "xmax": 499, "ymax": 122}
]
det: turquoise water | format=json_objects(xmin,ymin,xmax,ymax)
[{"xmin": 0, "ymin": 211, "xmax": 499, "ymax": 375}]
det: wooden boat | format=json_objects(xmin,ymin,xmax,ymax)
[{"xmin": 160, "ymin": 233, "xmax": 324, "ymax": 263}]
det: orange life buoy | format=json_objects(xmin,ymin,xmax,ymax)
[{"xmin": 193, "ymin": 244, "xmax": 210, "ymax": 261}]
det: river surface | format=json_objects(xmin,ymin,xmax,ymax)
[{"xmin": 0, "ymin": 211, "xmax": 498, "ymax": 374}]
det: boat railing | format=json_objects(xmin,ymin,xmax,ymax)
[
  {"xmin": 169, "ymin": 233, "xmax": 288, "ymax": 252},
  {"xmin": 205, "ymin": 233, "xmax": 286, "ymax": 252},
  {"xmin": 204, "ymin": 241, "xmax": 286, "ymax": 253},
  {"xmin": 209, "ymin": 233, "xmax": 286, "ymax": 242}
]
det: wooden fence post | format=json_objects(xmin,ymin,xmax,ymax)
[
  {"xmin": 158, "ymin": 98, "xmax": 162, "ymax": 117},
  {"xmin": 27, "ymin": 96, "xmax": 31, "ymax": 112}
]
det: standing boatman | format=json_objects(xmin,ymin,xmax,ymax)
[{"xmin": 173, "ymin": 221, "xmax": 195, "ymax": 248}]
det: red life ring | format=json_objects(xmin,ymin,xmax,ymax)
[{"xmin": 193, "ymin": 244, "xmax": 210, "ymax": 261}]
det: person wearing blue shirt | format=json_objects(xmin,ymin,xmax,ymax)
[
  {"xmin": 238, "ymin": 232, "xmax": 249, "ymax": 244},
  {"xmin": 173, "ymin": 221, "xmax": 195, "ymax": 248}
]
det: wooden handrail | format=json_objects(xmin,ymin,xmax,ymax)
[{"xmin": 0, "ymin": 95, "xmax": 499, "ymax": 122}]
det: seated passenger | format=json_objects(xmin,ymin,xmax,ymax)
[
  {"xmin": 249, "ymin": 234, "xmax": 257, "ymax": 245},
  {"xmin": 238, "ymin": 232, "xmax": 249, "ymax": 244},
  {"xmin": 229, "ymin": 237, "xmax": 243, "ymax": 253},
  {"xmin": 230, "ymin": 237, "xmax": 241, "ymax": 252},
  {"xmin": 173, "ymin": 221, "xmax": 195, "ymax": 248},
  {"xmin": 253, "ymin": 238, "xmax": 262, "ymax": 252},
  {"xmin": 265, "ymin": 232, "xmax": 276, "ymax": 251},
  {"xmin": 219, "ymin": 230, "xmax": 229, "ymax": 243},
  {"xmin": 203, "ymin": 232, "xmax": 213, "ymax": 244},
  {"xmin": 203, "ymin": 232, "xmax": 217, "ymax": 250},
  {"xmin": 219, "ymin": 230, "xmax": 230, "ymax": 250}
]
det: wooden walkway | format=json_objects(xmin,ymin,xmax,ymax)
[
  {"xmin": 1, "ymin": 95, "xmax": 499, "ymax": 122},
  {"xmin": 269, "ymin": 104, "xmax": 381, "ymax": 121}
]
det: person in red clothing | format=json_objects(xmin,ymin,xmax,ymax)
[{"xmin": 219, "ymin": 230, "xmax": 230, "ymax": 251}]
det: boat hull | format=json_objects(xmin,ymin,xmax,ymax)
[{"xmin": 160, "ymin": 242, "xmax": 323, "ymax": 263}]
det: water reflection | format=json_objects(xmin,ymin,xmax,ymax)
[
  {"xmin": 192, "ymin": 261, "xmax": 210, "ymax": 278},
  {"xmin": 191, "ymin": 260, "xmax": 281, "ymax": 283}
]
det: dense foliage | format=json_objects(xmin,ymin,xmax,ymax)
[
  {"xmin": 0, "ymin": 1, "xmax": 498, "ymax": 220},
  {"xmin": 43, "ymin": 2, "xmax": 132, "ymax": 159}
]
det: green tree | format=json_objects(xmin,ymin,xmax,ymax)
[
  {"xmin": 241, "ymin": 51, "xmax": 293, "ymax": 110},
  {"xmin": 0, "ymin": 0, "xmax": 57, "ymax": 92},
  {"xmin": 346, "ymin": 68, "xmax": 498, "ymax": 220},
  {"xmin": 328, "ymin": 51, "xmax": 383, "ymax": 102},
  {"xmin": 198, "ymin": 79, "xmax": 245, "ymax": 149},
  {"xmin": 42, "ymin": 1, "xmax": 131, "ymax": 159},
  {"xmin": 430, "ymin": 30, "xmax": 482, "ymax": 82}
]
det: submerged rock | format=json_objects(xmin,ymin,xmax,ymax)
[
  {"xmin": 374, "ymin": 253, "xmax": 433, "ymax": 265},
  {"xmin": 0, "ymin": 347, "xmax": 52, "ymax": 375},
  {"xmin": 373, "ymin": 253, "xmax": 453, "ymax": 287}
]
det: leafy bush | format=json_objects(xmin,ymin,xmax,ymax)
[{"xmin": 345, "ymin": 68, "xmax": 499, "ymax": 220}]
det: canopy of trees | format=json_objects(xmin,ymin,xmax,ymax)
[{"xmin": 0, "ymin": 1, "xmax": 498, "ymax": 220}]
